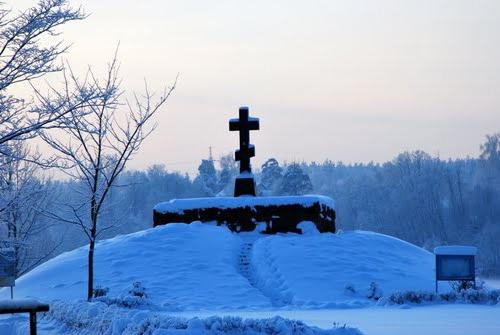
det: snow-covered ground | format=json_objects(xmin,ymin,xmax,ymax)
[
  {"xmin": 485, "ymin": 278, "xmax": 500, "ymax": 289},
  {"xmin": 0, "ymin": 223, "xmax": 498, "ymax": 334},
  {"xmin": 2, "ymin": 304, "xmax": 499, "ymax": 335},
  {"xmin": 168, "ymin": 305, "xmax": 500, "ymax": 335}
]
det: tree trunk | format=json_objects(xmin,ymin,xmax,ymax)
[
  {"xmin": 88, "ymin": 194, "xmax": 98, "ymax": 301},
  {"xmin": 87, "ymin": 238, "xmax": 95, "ymax": 301}
]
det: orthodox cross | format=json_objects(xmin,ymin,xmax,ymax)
[{"xmin": 229, "ymin": 106, "xmax": 260, "ymax": 174}]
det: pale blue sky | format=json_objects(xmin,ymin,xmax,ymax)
[{"xmin": 14, "ymin": 0, "xmax": 500, "ymax": 173}]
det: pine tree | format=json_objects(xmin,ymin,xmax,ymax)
[
  {"xmin": 196, "ymin": 159, "xmax": 218, "ymax": 196},
  {"xmin": 259, "ymin": 158, "xmax": 283, "ymax": 195},
  {"xmin": 217, "ymin": 153, "xmax": 238, "ymax": 196},
  {"xmin": 279, "ymin": 163, "xmax": 313, "ymax": 195}
]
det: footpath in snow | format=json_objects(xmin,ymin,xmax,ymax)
[{"xmin": 252, "ymin": 223, "xmax": 439, "ymax": 308}]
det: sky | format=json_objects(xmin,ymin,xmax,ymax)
[{"xmin": 13, "ymin": 0, "xmax": 500, "ymax": 174}]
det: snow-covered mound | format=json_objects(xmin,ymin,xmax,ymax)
[
  {"xmin": 252, "ymin": 226, "xmax": 437, "ymax": 308},
  {"xmin": 1, "ymin": 223, "xmax": 439, "ymax": 310},
  {"xmin": 0, "ymin": 223, "xmax": 271, "ymax": 310}
]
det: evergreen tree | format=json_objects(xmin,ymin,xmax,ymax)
[
  {"xmin": 217, "ymin": 153, "xmax": 238, "ymax": 196},
  {"xmin": 196, "ymin": 159, "xmax": 218, "ymax": 196},
  {"xmin": 259, "ymin": 158, "xmax": 283, "ymax": 195},
  {"xmin": 480, "ymin": 132, "xmax": 500, "ymax": 163},
  {"xmin": 280, "ymin": 163, "xmax": 313, "ymax": 195}
]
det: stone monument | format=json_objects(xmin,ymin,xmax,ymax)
[
  {"xmin": 153, "ymin": 105, "xmax": 336, "ymax": 234},
  {"xmin": 229, "ymin": 106, "xmax": 259, "ymax": 197}
]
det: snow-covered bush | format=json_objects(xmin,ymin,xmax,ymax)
[
  {"xmin": 42, "ymin": 300, "xmax": 363, "ymax": 335},
  {"xmin": 456, "ymin": 287, "xmax": 500, "ymax": 304},
  {"xmin": 386, "ymin": 291, "xmax": 437, "ymax": 305},
  {"xmin": 97, "ymin": 295, "xmax": 150, "ymax": 309},
  {"xmin": 42, "ymin": 300, "xmax": 112, "ymax": 333},
  {"xmin": 96, "ymin": 282, "xmax": 151, "ymax": 308},
  {"xmin": 125, "ymin": 315, "xmax": 363, "ymax": 335},
  {"xmin": 366, "ymin": 282, "xmax": 383, "ymax": 301},
  {"xmin": 129, "ymin": 281, "xmax": 147, "ymax": 298},
  {"xmin": 93, "ymin": 286, "xmax": 109, "ymax": 298},
  {"xmin": 450, "ymin": 280, "xmax": 476, "ymax": 292},
  {"xmin": 384, "ymin": 286, "xmax": 500, "ymax": 306}
]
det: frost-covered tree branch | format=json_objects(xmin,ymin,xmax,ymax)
[
  {"xmin": 0, "ymin": 141, "xmax": 58, "ymax": 276},
  {"xmin": 0, "ymin": 0, "xmax": 110, "ymax": 148},
  {"xmin": 42, "ymin": 53, "xmax": 176, "ymax": 300}
]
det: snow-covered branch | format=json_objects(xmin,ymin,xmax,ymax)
[
  {"xmin": 0, "ymin": 0, "xmax": 104, "ymax": 149},
  {"xmin": 41, "ymin": 51, "xmax": 176, "ymax": 300}
]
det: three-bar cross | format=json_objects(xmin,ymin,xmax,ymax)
[{"xmin": 229, "ymin": 107, "xmax": 260, "ymax": 174}]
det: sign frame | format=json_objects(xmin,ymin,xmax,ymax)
[{"xmin": 434, "ymin": 246, "xmax": 476, "ymax": 293}]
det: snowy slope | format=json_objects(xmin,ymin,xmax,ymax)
[
  {"xmin": 0, "ymin": 223, "xmax": 271, "ymax": 310},
  {"xmin": 252, "ymin": 225, "xmax": 438, "ymax": 308},
  {"xmin": 1, "ymin": 223, "xmax": 440, "ymax": 310}
]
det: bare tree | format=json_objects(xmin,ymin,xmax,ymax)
[
  {"xmin": 0, "ymin": 0, "xmax": 127, "ymax": 281},
  {"xmin": 42, "ymin": 55, "xmax": 176, "ymax": 301},
  {"xmin": 0, "ymin": 141, "xmax": 57, "ymax": 276},
  {"xmin": 0, "ymin": 0, "xmax": 110, "ymax": 150}
]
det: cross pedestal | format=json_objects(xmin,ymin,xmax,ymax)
[
  {"xmin": 229, "ymin": 106, "xmax": 260, "ymax": 197},
  {"xmin": 234, "ymin": 174, "xmax": 257, "ymax": 197}
]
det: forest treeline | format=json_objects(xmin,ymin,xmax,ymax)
[{"xmin": 3, "ymin": 133, "xmax": 499, "ymax": 277}]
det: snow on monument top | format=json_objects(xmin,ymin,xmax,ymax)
[
  {"xmin": 154, "ymin": 195, "xmax": 336, "ymax": 214},
  {"xmin": 434, "ymin": 245, "xmax": 477, "ymax": 256}
]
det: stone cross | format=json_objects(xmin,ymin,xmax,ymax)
[
  {"xmin": 229, "ymin": 106, "xmax": 260, "ymax": 196},
  {"xmin": 229, "ymin": 106, "xmax": 260, "ymax": 174}
]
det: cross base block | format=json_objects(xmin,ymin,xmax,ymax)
[{"xmin": 234, "ymin": 176, "xmax": 256, "ymax": 197}]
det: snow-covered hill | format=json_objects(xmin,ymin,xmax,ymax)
[
  {"xmin": 1, "ymin": 222, "xmax": 439, "ymax": 310},
  {"xmin": 252, "ymin": 226, "xmax": 436, "ymax": 308}
]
